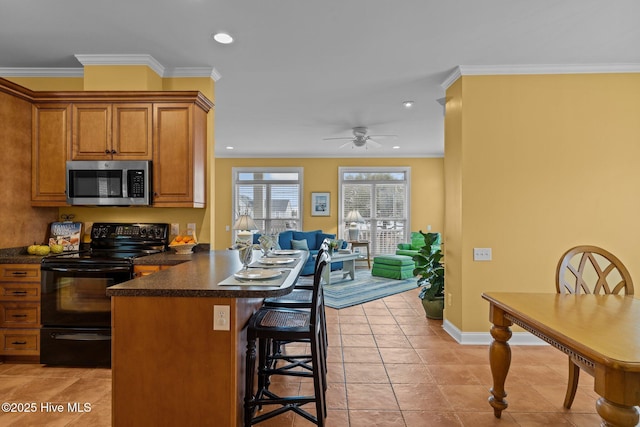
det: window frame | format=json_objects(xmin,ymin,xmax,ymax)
[
  {"xmin": 232, "ymin": 167, "xmax": 304, "ymax": 243},
  {"xmin": 339, "ymin": 166, "xmax": 411, "ymax": 256}
]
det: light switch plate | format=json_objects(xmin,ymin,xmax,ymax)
[{"xmin": 473, "ymin": 248, "xmax": 492, "ymax": 261}]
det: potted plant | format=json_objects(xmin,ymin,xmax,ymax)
[{"xmin": 412, "ymin": 231, "xmax": 445, "ymax": 319}]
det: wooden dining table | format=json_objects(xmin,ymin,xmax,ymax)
[{"xmin": 482, "ymin": 292, "xmax": 640, "ymax": 427}]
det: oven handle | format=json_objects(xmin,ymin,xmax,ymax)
[
  {"xmin": 51, "ymin": 333, "xmax": 111, "ymax": 341},
  {"xmin": 43, "ymin": 266, "xmax": 132, "ymax": 273}
]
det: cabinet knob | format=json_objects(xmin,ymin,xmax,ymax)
[
  {"xmin": 105, "ymin": 149, "xmax": 110, "ymax": 154},
  {"xmin": 111, "ymin": 150, "xmax": 117, "ymax": 154}
]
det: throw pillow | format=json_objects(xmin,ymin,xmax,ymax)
[
  {"xmin": 291, "ymin": 239, "xmax": 309, "ymax": 251},
  {"xmin": 293, "ymin": 231, "xmax": 320, "ymax": 250}
]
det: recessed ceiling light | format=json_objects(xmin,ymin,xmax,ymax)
[
  {"xmin": 225, "ymin": 146, "xmax": 234, "ymax": 150},
  {"xmin": 402, "ymin": 101, "xmax": 414, "ymax": 108},
  {"xmin": 392, "ymin": 145, "xmax": 400, "ymax": 149},
  {"xmin": 212, "ymin": 32, "xmax": 234, "ymax": 44}
]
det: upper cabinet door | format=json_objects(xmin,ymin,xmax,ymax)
[
  {"xmin": 32, "ymin": 103, "xmax": 71, "ymax": 206},
  {"xmin": 71, "ymin": 104, "xmax": 112, "ymax": 160},
  {"xmin": 71, "ymin": 103, "xmax": 152, "ymax": 160},
  {"xmin": 112, "ymin": 103, "xmax": 153, "ymax": 160},
  {"xmin": 152, "ymin": 103, "xmax": 206, "ymax": 208}
]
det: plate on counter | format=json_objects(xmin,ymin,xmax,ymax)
[
  {"xmin": 234, "ymin": 268, "xmax": 283, "ymax": 280},
  {"xmin": 258, "ymin": 257, "xmax": 296, "ymax": 265},
  {"xmin": 271, "ymin": 249, "xmax": 302, "ymax": 256}
]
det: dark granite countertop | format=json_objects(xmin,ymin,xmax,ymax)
[
  {"xmin": 0, "ymin": 247, "xmax": 45, "ymax": 264},
  {"xmin": 0, "ymin": 245, "xmax": 209, "ymax": 266},
  {"xmin": 106, "ymin": 250, "xmax": 307, "ymax": 298}
]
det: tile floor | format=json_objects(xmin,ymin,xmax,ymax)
[{"xmin": 0, "ymin": 288, "xmax": 608, "ymax": 426}]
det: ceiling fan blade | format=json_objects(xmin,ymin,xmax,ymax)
[
  {"xmin": 367, "ymin": 134, "xmax": 397, "ymax": 140},
  {"xmin": 323, "ymin": 137, "xmax": 354, "ymax": 141},
  {"xmin": 338, "ymin": 141, "xmax": 353, "ymax": 149},
  {"xmin": 367, "ymin": 139, "xmax": 382, "ymax": 148}
]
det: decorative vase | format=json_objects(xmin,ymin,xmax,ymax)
[{"xmin": 421, "ymin": 296, "xmax": 445, "ymax": 320}]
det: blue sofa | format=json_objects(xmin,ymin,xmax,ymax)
[{"xmin": 253, "ymin": 229, "xmax": 343, "ymax": 275}]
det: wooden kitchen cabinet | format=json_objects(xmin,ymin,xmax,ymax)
[
  {"xmin": 0, "ymin": 264, "xmax": 41, "ymax": 358},
  {"xmin": 29, "ymin": 90, "xmax": 212, "ymax": 207},
  {"xmin": 72, "ymin": 103, "xmax": 152, "ymax": 160},
  {"xmin": 31, "ymin": 103, "xmax": 71, "ymax": 206},
  {"xmin": 133, "ymin": 264, "xmax": 171, "ymax": 278},
  {"xmin": 152, "ymin": 102, "xmax": 207, "ymax": 207}
]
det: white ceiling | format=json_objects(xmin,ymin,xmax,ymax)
[{"xmin": 1, "ymin": 1, "xmax": 639, "ymax": 158}]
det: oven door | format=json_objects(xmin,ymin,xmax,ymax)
[{"xmin": 41, "ymin": 264, "xmax": 132, "ymax": 327}]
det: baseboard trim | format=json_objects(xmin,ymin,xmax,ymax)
[{"xmin": 442, "ymin": 319, "xmax": 547, "ymax": 346}]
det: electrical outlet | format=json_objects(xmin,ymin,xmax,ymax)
[
  {"xmin": 447, "ymin": 292, "xmax": 453, "ymax": 307},
  {"xmin": 187, "ymin": 223, "xmax": 196, "ymax": 236},
  {"xmin": 473, "ymin": 248, "xmax": 492, "ymax": 261},
  {"xmin": 171, "ymin": 223, "xmax": 180, "ymax": 236},
  {"xmin": 213, "ymin": 305, "xmax": 230, "ymax": 331}
]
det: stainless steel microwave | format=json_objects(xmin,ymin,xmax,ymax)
[{"xmin": 66, "ymin": 160, "xmax": 152, "ymax": 206}]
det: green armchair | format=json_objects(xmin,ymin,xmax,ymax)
[{"xmin": 396, "ymin": 231, "xmax": 441, "ymax": 258}]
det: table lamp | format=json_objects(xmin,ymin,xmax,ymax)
[
  {"xmin": 345, "ymin": 210, "xmax": 364, "ymax": 241},
  {"xmin": 233, "ymin": 214, "xmax": 258, "ymax": 243}
]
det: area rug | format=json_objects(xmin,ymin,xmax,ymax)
[{"xmin": 297, "ymin": 270, "xmax": 417, "ymax": 309}]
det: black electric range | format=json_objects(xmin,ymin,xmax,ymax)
[{"xmin": 40, "ymin": 222, "xmax": 169, "ymax": 366}]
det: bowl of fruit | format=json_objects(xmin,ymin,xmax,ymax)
[{"xmin": 168, "ymin": 233, "xmax": 198, "ymax": 254}]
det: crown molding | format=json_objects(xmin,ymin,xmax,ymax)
[
  {"xmin": 0, "ymin": 68, "xmax": 84, "ymax": 77},
  {"xmin": 0, "ymin": 56, "xmax": 221, "ymax": 81},
  {"xmin": 441, "ymin": 63, "xmax": 640, "ymax": 90},
  {"xmin": 74, "ymin": 54, "xmax": 165, "ymax": 77},
  {"xmin": 164, "ymin": 67, "xmax": 222, "ymax": 81}
]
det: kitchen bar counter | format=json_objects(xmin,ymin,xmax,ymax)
[
  {"xmin": 107, "ymin": 249, "xmax": 304, "ymax": 297},
  {"xmin": 110, "ymin": 249, "xmax": 308, "ymax": 427}
]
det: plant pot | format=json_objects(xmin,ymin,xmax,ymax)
[{"xmin": 421, "ymin": 296, "xmax": 444, "ymax": 320}]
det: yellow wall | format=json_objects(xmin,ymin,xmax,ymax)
[
  {"xmin": 6, "ymin": 77, "xmax": 83, "ymax": 91},
  {"xmin": 214, "ymin": 157, "xmax": 444, "ymax": 250},
  {"xmin": 445, "ymin": 72, "xmax": 640, "ymax": 333},
  {"xmin": 83, "ymin": 65, "xmax": 163, "ymax": 91}
]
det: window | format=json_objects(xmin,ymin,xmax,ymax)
[
  {"xmin": 340, "ymin": 167, "xmax": 410, "ymax": 256},
  {"xmin": 232, "ymin": 168, "xmax": 303, "ymax": 240}
]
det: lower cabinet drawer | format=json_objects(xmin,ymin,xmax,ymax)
[
  {"xmin": 0, "ymin": 303, "xmax": 40, "ymax": 327},
  {"xmin": 0, "ymin": 329, "xmax": 40, "ymax": 355}
]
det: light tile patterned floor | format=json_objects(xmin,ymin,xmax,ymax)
[{"xmin": 0, "ymin": 288, "xmax": 608, "ymax": 426}]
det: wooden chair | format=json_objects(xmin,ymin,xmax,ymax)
[{"xmin": 555, "ymin": 245, "xmax": 634, "ymax": 409}]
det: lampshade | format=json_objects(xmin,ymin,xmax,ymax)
[
  {"xmin": 345, "ymin": 210, "xmax": 364, "ymax": 223},
  {"xmin": 233, "ymin": 214, "xmax": 258, "ymax": 231}
]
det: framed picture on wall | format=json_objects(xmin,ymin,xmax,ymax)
[{"xmin": 311, "ymin": 192, "xmax": 330, "ymax": 216}]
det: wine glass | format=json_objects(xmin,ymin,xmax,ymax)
[
  {"xmin": 238, "ymin": 246, "xmax": 254, "ymax": 270},
  {"xmin": 258, "ymin": 234, "xmax": 277, "ymax": 257}
]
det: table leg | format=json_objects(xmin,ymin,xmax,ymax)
[
  {"xmin": 342, "ymin": 259, "xmax": 355, "ymax": 280},
  {"xmin": 596, "ymin": 397, "xmax": 640, "ymax": 427},
  {"xmin": 488, "ymin": 323, "xmax": 512, "ymax": 418},
  {"xmin": 322, "ymin": 262, "xmax": 331, "ymax": 285}
]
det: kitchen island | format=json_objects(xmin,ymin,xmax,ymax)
[{"xmin": 106, "ymin": 249, "xmax": 306, "ymax": 427}]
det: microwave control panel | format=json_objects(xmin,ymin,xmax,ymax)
[{"xmin": 127, "ymin": 170, "xmax": 145, "ymax": 198}]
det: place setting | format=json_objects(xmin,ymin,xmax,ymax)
[
  {"xmin": 249, "ymin": 256, "xmax": 299, "ymax": 268},
  {"xmin": 219, "ymin": 244, "xmax": 293, "ymax": 286}
]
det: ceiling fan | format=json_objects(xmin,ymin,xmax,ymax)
[{"xmin": 323, "ymin": 127, "xmax": 397, "ymax": 149}]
